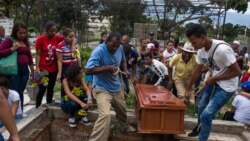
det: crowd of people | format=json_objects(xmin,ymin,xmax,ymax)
[{"xmin": 0, "ymin": 21, "xmax": 250, "ymax": 141}]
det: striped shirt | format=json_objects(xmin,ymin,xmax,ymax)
[{"xmin": 56, "ymin": 41, "xmax": 77, "ymax": 65}]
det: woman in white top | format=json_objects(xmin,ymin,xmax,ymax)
[{"xmin": 163, "ymin": 40, "xmax": 176, "ymax": 65}]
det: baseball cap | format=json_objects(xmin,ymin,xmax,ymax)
[
  {"xmin": 149, "ymin": 32, "xmax": 154, "ymax": 36},
  {"xmin": 233, "ymin": 40, "xmax": 240, "ymax": 46},
  {"xmin": 241, "ymin": 81, "xmax": 250, "ymax": 92},
  {"xmin": 147, "ymin": 43, "xmax": 156, "ymax": 51}
]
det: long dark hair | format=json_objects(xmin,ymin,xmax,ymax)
[
  {"xmin": 65, "ymin": 64, "xmax": 83, "ymax": 86},
  {"xmin": 99, "ymin": 32, "xmax": 107, "ymax": 44},
  {"xmin": 0, "ymin": 76, "xmax": 10, "ymax": 89},
  {"xmin": 10, "ymin": 23, "xmax": 29, "ymax": 45}
]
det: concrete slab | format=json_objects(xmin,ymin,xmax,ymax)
[
  {"xmin": 175, "ymin": 130, "xmax": 243, "ymax": 141},
  {"xmin": 240, "ymin": 131, "xmax": 250, "ymax": 141},
  {"xmin": 23, "ymin": 93, "xmax": 30, "ymax": 106},
  {"xmin": 185, "ymin": 118, "xmax": 245, "ymax": 134},
  {"xmin": 2, "ymin": 107, "xmax": 45, "ymax": 140}
]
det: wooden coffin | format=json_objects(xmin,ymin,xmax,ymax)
[{"xmin": 135, "ymin": 84, "xmax": 186, "ymax": 134}]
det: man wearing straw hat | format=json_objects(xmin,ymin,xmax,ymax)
[{"xmin": 167, "ymin": 42, "xmax": 197, "ymax": 99}]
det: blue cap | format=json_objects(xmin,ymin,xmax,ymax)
[{"xmin": 241, "ymin": 81, "xmax": 250, "ymax": 91}]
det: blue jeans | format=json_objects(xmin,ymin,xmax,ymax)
[
  {"xmin": 196, "ymin": 84, "xmax": 215, "ymax": 124},
  {"xmin": 0, "ymin": 133, "xmax": 3, "ymax": 141},
  {"xmin": 7, "ymin": 64, "xmax": 30, "ymax": 111},
  {"xmin": 197, "ymin": 84, "xmax": 233, "ymax": 141},
  {"xmin": 61, "ymin": 97, "xmax": 88, "ymax": 117}
]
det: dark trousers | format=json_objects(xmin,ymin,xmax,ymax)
[
  {"xmin": 123, "ymin": 76, "xmax": 130, "ymax": 95},
  {"xmin": 60, "ymin": 66, "xmax": 68, "ymax": 97},
  {"xmin": 223, "ymin": 111, "xmax": 236, "ymax": 121},
  {"xmin": 61, "ymin": 97, "xmax": 88, "ymax": 117},
  {"xmin": 8, "ymin": 64, "xmax": 30, "ymax": 111},
  {"xmin": 36, "ymin": 72, "xmax": 57, "ymax": 108}
]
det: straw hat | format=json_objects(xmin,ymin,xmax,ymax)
[{"xmin": 181, "ymin": 42, "xmax": 196, "ymax": 53}]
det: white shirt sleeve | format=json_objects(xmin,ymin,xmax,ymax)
[
  {"xmin": 8, "ymin": 90, "xmax": 20, "ymax": 102},
  {"xmin": 152, "ymin": 60, "xmax": 167, "ymax": 85},
  {"xmin": 245, "ymin": 53, "xmax": 249, "ymax": 59},
  {"xmin": 196, "ymin": 50, "xmax": 204, "ymax": 65},
  {"xmin": 232, "ymin": 95, "xmax": 239, "ymax": 108},
  {"xmin": 219, "ymin": 46, "xmax": 236, "ymax": 67}
]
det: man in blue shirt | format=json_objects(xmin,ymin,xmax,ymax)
[{"xmin": 86, "ymin": 32, "xmax": 136, "ymax": 141}]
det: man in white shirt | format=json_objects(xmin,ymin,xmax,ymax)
[
  {"xmin": 185, "ymin": 24, "xmax": 241, "ymax": 141},
  {"xmin": 144, "ymin": 52, "xmax": 168, "ymax": 88},
  {"xmin": 224, "ymin": 81, "xmax": 250, "ymax": 124},
  {"xmin": 232, "ymin": 95, "xmax": 250, "ymax": 124}
]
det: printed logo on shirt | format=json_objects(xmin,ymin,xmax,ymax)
[
  {"xmin": 46, "ymin": 44, "xmax": 56, "ymax": 63},
  {"xmin": 201, "ymin": 57, "xmax": 220, "ymax": 71}
]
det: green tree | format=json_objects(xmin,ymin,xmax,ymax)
[
  {"xmin": 151, "ymin": 0, "xmax": 223, "ymax": 39},
  {"xmin": 221, "ymin": 23, "xmax": 241, "ymax": 43},
  {"xmin": 99, "ymin": 0, "xmax": 146, "ymax": 35},
  {"xmin": 227, "ymin": 0, "xmax": 248, "ymax": 13},
  {"xmin": 198, "ymin": 16, "xmax": 214, "ymax": 36},
  {"xmin": 0, "ymin": 0, "xmax": 15, "ymax": 18}
]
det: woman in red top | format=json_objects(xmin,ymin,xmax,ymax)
[
  {"xmin": 35, "ymin": 21, "xmax": 63, "ymax": 108},
  {"xmin": 0, "ymin": 23, "xmax": 34, "ymax": 112}
]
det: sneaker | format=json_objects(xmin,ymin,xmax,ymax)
[
  {"xmin": 22, "ymin": 113, "xmax": 28, "ymax": 118},
  {"xmin": 79, "ymin": 117, "xmax": 91, "ymax": 126},
  {"xmin": 125, "ymin": 125, "xmax": 137, "ymax": 133},
  {"xmin": 68, "ymin": 117, "xmax": 76, "ymax": 128},
  {"xmin": 188, "ymin": 124, "xmax": 201, "ymax": 137}
]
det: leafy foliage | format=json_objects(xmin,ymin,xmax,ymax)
[
  {"xmin": 99, "ymin": 0, "xmax": 146, "ymax": 35},
  {"xmin": 79, "ymin": 45, "xmax": 93, "ymax": 68},
  {"xmin": 221, "ymin": 23, "xmax": 241, "ymax": 43},
  {"xmin": 227, "ymin": 0, "xmax": 248, "ymax": 13}
]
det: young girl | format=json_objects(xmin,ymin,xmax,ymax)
[
  {"xmin": 56, "ymin": 27, "xmax": 80, "ymax": 81},
  {"xmin": 56, "ymin": 28, "xmax": 80, "ymax": 98},
  {"xmin": 61, "ymin": 64, "xmax": 92, "ymax": 127}
]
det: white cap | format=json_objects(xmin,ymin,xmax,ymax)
[
  {"xmin": 233, "ymin": 40, "xmax": 240, "ymax": 46},
  {"xmin": 147, "ymin": 43, "xmax": 155, "ymax": 50},
  {"xmin": 181, "ymin": 42, "xmax": 196, "ymax": 53}
]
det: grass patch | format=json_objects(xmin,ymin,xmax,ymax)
[
  {"xmin": 185, "ymin": 95, "xmax": 235, "ymax": 119},
  {"xmin": 126, "ymin": 93, "xmax": 135, "ymax": 109},
  {"xmin": 53, "ymin": 82, "xmax": 61, "ymax": 93},
  {"xmin": 186, "ymin": 103, "xmax": 197, "ymax": 118}
]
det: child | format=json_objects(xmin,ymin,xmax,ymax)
[
  {"xmin": 61, "ymin": 64, "xmax": 93, "ymax": 127},
  {"xmin": 0, "ymin": 77, "xmax": 23, "ymax": 130}
]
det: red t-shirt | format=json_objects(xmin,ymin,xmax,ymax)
[
  {"xmin": 241, "ymin": 73, "xmax": 250, "ymax": 83},
  {"xmin": 35, "ymin": 34, "xmax": 63, "ymax": 72}
]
